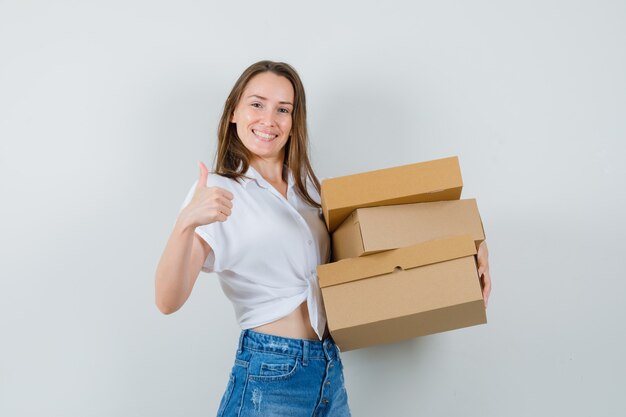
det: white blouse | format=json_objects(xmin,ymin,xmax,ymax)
[{"xmin": 177, "ymin": 165, "xmax": 331, "ymax": 340}]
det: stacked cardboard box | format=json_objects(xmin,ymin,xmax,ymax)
[{"xmin": 317, "ymin": 156, "xmax": 487, "ymax": 351}]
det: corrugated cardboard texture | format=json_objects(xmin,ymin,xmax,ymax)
[
  {"xmin": 321, "ymin": 256, "xmax": 486, "ymax": 351},
  {"xmin": 318, "ymin": 235, "xmax": 477, "ymax": 288},
  {"xmin": 332, "ymin": 199, "xmax": 486, "ymax": 261},
  {"xmin": 321, "ymin": 156, "xmax": 463, "ymax": 232}
]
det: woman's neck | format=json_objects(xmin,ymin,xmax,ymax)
[{"xmin": 250, "ymin": 156, "xmax": 286, "ymax": 184}]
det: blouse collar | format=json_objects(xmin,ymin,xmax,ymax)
[{"xmin": 241, "ymin": 163, "xmax": 296, "ymax": 191}]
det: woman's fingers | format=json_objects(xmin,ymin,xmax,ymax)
[
  {"xmin": 481, "ymin": 269, "xmax": 492, "ymax": 308},
  {"xmin": 210, "ymin": 194, "xmax": 233, "ymax": 218},
  {"xmin": 212, "ymin": 191, "xmax": 234, "ymax": 208},
  {"xmin": 189, "ymin": 163, "xmax": 234, "ymax": 224},
  {"xmin": 215, "ymin": 203, "xmax": 232, "ymax": 217},
  {"xmin": 214, "ymin": 211, "xmax": 228, "ymax": 223},
  {"xmin": 197, "ymin": 161, "xmax": 209, "ymax": 188},
  {"xmin": 475, "ymin": 240, "xmax": 491, "ymax": 308},
  {"xmin": 477, "ymin": 240, "xmax": 488, "ymax": 264},
  {"xmin": 218, "ymin": 188, "xmax": 234, "ymax": 201}
]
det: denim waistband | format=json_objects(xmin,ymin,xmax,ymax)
[{"xmin": 237, "ymin": 329, "xmax": 339, "ymax": 362}]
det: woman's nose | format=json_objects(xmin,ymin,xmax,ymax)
[{"xmin": 259, "ymin": 109, "xmax": 276, "ymax": 126}]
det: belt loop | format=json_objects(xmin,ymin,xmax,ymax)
[
  {"xmin": 302, "ymin": 340, "xmax": 309, "ymax": 367},
  {"xmin": 237, "ymin": 329, "xmax": 247, "ymax": 354}
]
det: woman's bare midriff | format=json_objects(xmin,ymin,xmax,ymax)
[{"xmin": 252, "ymin": 300, "xmax": 329, "ymax": 341}]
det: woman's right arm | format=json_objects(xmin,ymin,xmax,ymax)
[
  {"xmin": 154, "ymin": 162, "xmax": 233, "ymax": 314},
  {"xmin": 154, "ymin": 213, "xmax": 213, "ymax": 314}
]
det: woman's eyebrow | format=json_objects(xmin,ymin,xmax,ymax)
[{"xmin": 247, "ymin": 94, "xmax": 293, "ymax": 106}]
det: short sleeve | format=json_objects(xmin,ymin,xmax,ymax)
[{"xmin": 175, "ymin": 179, "xmax": 217, "ymax": 274}]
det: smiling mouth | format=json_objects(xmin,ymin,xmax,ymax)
[{"xmin": 252, "ymin": 129, "xmax": 278, "ymax": 142}]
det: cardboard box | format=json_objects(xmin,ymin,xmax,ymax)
[
  {"xmin": 317, "ymin": 235, "xmax": 487, "ymax": 351},
  {"xmin": 321, "ymin": 156, "xmax": 463, "ymax": 232},
  {"xmin": 332, "ymin": 199, "xmax": 486, "ymax": 261}
]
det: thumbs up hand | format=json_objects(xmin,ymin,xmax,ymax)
[{"xmin": 182, "ymin": 161, "xmax": 234, "ymax": 227}]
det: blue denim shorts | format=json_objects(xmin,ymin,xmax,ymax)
[{"xmin": 216, "ymin": 329, "xmax": 352, "ymax": 417}]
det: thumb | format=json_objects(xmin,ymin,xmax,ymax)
[{"xmin": 197, "ymin": 161, "xmax": 209, "ymax": 188}]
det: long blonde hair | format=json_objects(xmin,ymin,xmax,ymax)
[{"xmin": 213, "ymin": 60, "xmax": 321, "ymax": 208}]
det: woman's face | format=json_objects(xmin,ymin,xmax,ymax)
[{"xmin": 231, "ymin": 72, "xmax": 294, "ymax": 163}]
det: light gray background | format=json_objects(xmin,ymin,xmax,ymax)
[{"xmin": 1, "ymin": 1, "xmax": 625, "ymax": 416}]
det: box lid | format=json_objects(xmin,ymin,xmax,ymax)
[
  {"xmin": 317, "ymin": 234, "xmax": 477, "ymax": 288},
  {"xmin": 321, "ymin": 156, "xmax": 463, "ymax": 232},
  {"xmin": 331, "ymin": 199, "xmax": 485, "ymax": 261}
]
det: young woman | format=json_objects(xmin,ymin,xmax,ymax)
[{"xmin": 155, "ymin": 60, "xmax": 492, "ymax": 417}]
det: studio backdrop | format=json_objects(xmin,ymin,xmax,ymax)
[{"xmin": 1, "ymin": 1, "xmax": 624, "ymax": 416}]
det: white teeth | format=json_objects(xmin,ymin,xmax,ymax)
[{"xmin": 253, "ymin": 130, "xmax": 277, "ymax": 140}]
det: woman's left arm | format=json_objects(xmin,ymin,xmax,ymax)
[{"xmin": 477, "ymin": 240, "xmax": 492, "ymax": 308}]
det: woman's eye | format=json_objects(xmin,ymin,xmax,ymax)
[
  {"xmin": 279, "ymin": 108, "xmax": 290, "ymax": 114},
  {"xmin": 251, "ymin": 102, "xmax": 262, "ymax": 108}
]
